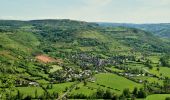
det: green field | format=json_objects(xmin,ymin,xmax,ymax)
[
  {"xmin": 36, "ymin": 79, "xmax": 49, "ymax": 84},
  {"xmin": 146, "ymin": 94, "xmax": 170, "ymax": 100},
  {"xmin": 0, "ymin": 19, "xmax": 170, "ymax": 99},
  {"xmin": 107, "ymin": 66, "xmax": 124, "ymax": 72},
  {"xmin": 71, "ymin": 82, "xmax": 96, "ymax": 96},
  {"xmin": 94, "ymin": 73, "xmax": 142, "ymax": 91},
  {"xmin": 15, "ymin": 86, "xmax": 44, "ymax": 98},
  {"xmin": 50, "ymin": 65, "xmax": 63, "ymax": 73},
  {"xmin": 159, "ymin": 67, "xmax": 170, "ymax": 78},
  {"xmin": 134, "ymin": 76, "xmax": 163, "ymax": 85},
  {"xmin": 125, "ymin": 62, "xmax": 146, "ymax": 69},
  {"xmin": 149, "ymin": 67, "xmax": 170, "ymax": 78},
  {"xmin": 47, "ymin": 82, "xmax": 75, "ymax": 95},
  {"xmin": 71, "ymin": 73, "xmax": 142, "ymax": 96}
]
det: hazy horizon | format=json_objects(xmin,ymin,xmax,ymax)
[
  {"xmin": 1, "ymin": 18, "xmax": 170, "ymax": 24},
  {"xmin": 0, "ymin": 0, "xmax": 170, "ymax": 23}
]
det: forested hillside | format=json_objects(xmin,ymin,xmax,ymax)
[
  {"xmin": 98, "ymin": 23, "xmax": 170, "ymax": 38},
  {"xmin": 0, "ymin": 20, "xmax": 170, "ymax": 99}
]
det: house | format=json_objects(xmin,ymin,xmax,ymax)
[
  {"xmin": 29, "ymin": 82, "xmax": 39, "ymax": 86},
  {"xmin": 139, "ymin": 80, "xmax": 143, "ymax": 83}
]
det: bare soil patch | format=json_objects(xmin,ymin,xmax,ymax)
[{"xmin": 35, "ymin": 55, "xmax": 62, "ymax": 63}]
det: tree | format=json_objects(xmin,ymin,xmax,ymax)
[
  {"xmin": 0, "ymin": 75, "xmax": 15, "ymax": 99},
  {"xmin": 83, "ymin": 81, "xmax": 87, "ymax": 86},
  {"xmin": 137, "ymin": 88, "xmax": 147, "ymax": 98},
  {"xmin": 35, "ymin": 89, "xmax": 38, "ymax": 98},
  {"xmin": 96, "ymin": 88, "xmax": 104, "ymax": 99},
  {"xmin": 145, "ymin": 59, "xmax": 153, "ymax": 69},
  {"xmin": 112, "ymin": 94, "xmax": 119, "ymax": 100},
  {"xmin": 166, "ymin": 97, "xmax": 170, "ymax": 100},
  {"xmin": 103, "ymin": 89, "xmax": 112, "ymax": 99},
  {"xmin": 65, "ymin": 87, "xmax": 68, "ymax": 91},
  {"xmin": 163, "ymin": 78, "xmax": 170, "ymax": 92},
  {"xmin": 122, "ymin": 88, "xmax": 130, "ymax": 98},
  {"xmin": 52, "ymin": 92, "xmax": 58, "ymax": 98},
  {"xmin": 46, "ymin": 84, "xmax": 50, "ymax": 89},
  {"xmin": 132, "ymin": 87, "xmax": 138, "ymax": 96},
  {"xmin": 23, "ymin": 95, "xmax": 32, "ymax": 100},
  {"xmin": 160, "ymin": 56, "xmax": 170, "ymax": 67},
  {"xmin": 157, "ymin": 67, "xmax": 160, "ymax": 72},
  {"xmin": 16, "ymin": 90, "xmax": 23, "ymax": 99}
]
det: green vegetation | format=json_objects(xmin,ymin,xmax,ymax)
[
  {"xmin": 71, "ymin": 82, "xmax": 96, "ymax": 96},
  {"xmin": 49, "ymin": 65, "xmax": 62, "ymax": 73},
  {"xmin": 94, "ymin": 73, "xmax": 142, "ymax": 91},
  {"xmin": 146, "ymin": 94, "xmax": 170, "ymax": 100},
  {"xmin": 15, "ymin": 87, "xmax": 44, "ymax": 98},
  {"xmin": 47, "ymin": 82, "xmax": 74, "ymax": 94},
  {"xmin": 0, "ymin": 20, "xmax": 170, "ymax": 99},
  {"xmin": 70, "ymin": 73, "xmax": 142, "ymax": 97}
]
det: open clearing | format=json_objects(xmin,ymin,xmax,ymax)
[
  {"xmin": 71, "ymin": 82, "xmax": 96, "ymax": 96},
  {"xmin": 146, "ymin": 94, "xmax": 170, "ymax": 100},
  {"xmin": 35, "ymin": 55, "xmax": 62, "ymax": 63},
  {"xmin": 70, "ymin": 73, "xmax": 142, "ymax": 96},
  {"xmin": 15, "ymin": 87, "xmax": 44, "ymax": 98},
  {"xmin": 134, "ymin": 76, "xmax": 163, "ymax": 86},
  {"xmin": 47, "ymin": 82, "xmax": 75, "ymax": 95},
  {"xmin": 50, "ymin": 65, "xmax": 63, "ymax": 73},
  {"xmin": 149, "ymin": 67, "xmax": 170, "ymax": 78},
  {"xmin": 94, "ymin": 73, "xmax": 142, "ymax": 91}
]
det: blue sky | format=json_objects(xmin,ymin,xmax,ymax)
[{"xmin": 0, "ymin": 0, "xmax": 170, "ymax": 23}]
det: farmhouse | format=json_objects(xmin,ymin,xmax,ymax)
[{"xmin": 29, "ymin": 82, "xmax": 39, "ymax": 86}]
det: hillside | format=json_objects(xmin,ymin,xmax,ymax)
[
  {"xmin": 98, "ymin": 23, "xmax": 170, "ymax": 38},
  {"xmin": 0, "ymin": 20, "xmax": 170, "ymax": 99}
]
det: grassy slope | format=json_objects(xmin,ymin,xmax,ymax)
[
  {"xmin": 0, "ymin": 20, "xmax": 170, "ymax": 99},
  {"xmin": 71, "ymin": 73, "xmax": 142, "ymax": 96},
  {"xmin": 0, "ymin": 20, "xmax": 169, "ymax": 60},
  {"xmin": 15, "ymin": 87, "xmax": 44, "ymax": 98},
  {"xmin": 146, "ymin": 94, "xmax": 170, "ymax": 100},
  {"xmin": 149, "ymin": 67, "xmax": 170, "ymax": 78},
  {"xmin": 0, "ymin": 30, "xmax": 40, "ymax": 59},
  {"xmin": 47, "ymin": 82, "xmax": 75, "ymax": 95},
  {"xmin": 94, "ymin": 73, "xmax": 142, "ymax": 91}
]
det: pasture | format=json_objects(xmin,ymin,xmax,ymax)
[
  {"xmin": 149, "ymin": 67, "xmax": 170, "ymax": 78},
  {"xmin": 146, "ymin": 94, "xmax": 170, "ymax": 100},
  {"xmin": 15, "ymin": 86, "xmax": 44, "ymax": 98},
  {"xmin": 70, "ymin": 73, "xmax": 142, "ymax": 96},
  {"xmin": 50, "ymin": 65, "xmax": 62, "ymax": 73},
  {"xmin": 71, "ymin": 82, "xmax": 96, "ymax": 96},
  {"xmin": 47, "ymin": 82, "xmax": 75, "ymax": 95},
  {"xmin": 94, "ymin": 73, "xmax": 142, "ymax": 91}
]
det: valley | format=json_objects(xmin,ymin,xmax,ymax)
[{"xmin": 0, "ymin": 20, "xmax": 170, "ymax": 99}]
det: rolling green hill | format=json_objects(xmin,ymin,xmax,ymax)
[
  {"xmin": 98, "ymin": 23, "xmax": 170, "ymax": 38},
  {"xmin": 0, "ymin": 19, "xmax": 170, "ymax": 99}
]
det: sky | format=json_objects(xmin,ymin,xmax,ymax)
[{"xmin": 0, "ymin": 0, "xmax": 170, "ymax": 23}]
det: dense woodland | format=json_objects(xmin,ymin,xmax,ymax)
[{"xmin": 0, "ymin": 20, "xmax": 170, "ymax": 99}]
